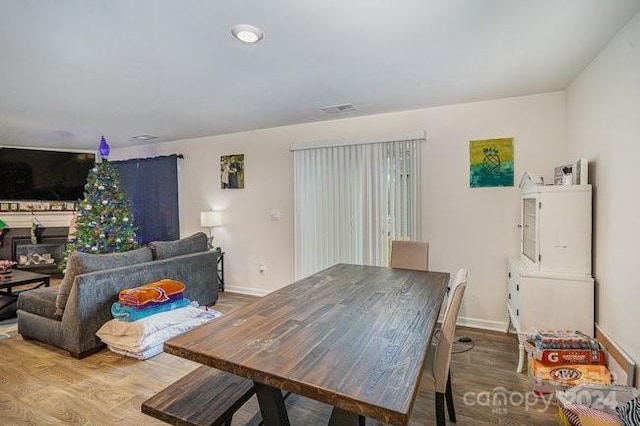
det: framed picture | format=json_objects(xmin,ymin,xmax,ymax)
[
  {"xmin": 469, "ymin": 137, "xmax": 514, "ymax": 188},
  {"xmin": 554, "ymin": 164, "xmax": 573, "ymax": 185},
  {"xmin": 221, "ymin": 154, "xmax": 245, "ymax": 189}
]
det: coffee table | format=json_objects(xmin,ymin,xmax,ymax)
[{"xmin": 0, "ymin": 269, "xmax": 51, "ymax": 317}]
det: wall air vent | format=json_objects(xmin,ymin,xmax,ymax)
[{"xmin": 320, "ymin": 103, "xmax": 357, "ymax": 114}]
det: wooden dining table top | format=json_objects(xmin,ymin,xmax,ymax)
[{"xmin": 165, "ymin": 263, "xmax": 450, "ymax": 425}]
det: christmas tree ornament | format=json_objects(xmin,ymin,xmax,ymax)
[{"xmin": 99, "ymin": 136, "xmax": 110, "ymax": 158}]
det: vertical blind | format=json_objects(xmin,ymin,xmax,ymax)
[{"xmin": 294, "ymin": 138, "xmax": 422, "ymax": 279}]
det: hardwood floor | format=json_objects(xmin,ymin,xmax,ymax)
[{"xmin": 0, "ymin": 292, "xmax": 559, "ymax": 425}]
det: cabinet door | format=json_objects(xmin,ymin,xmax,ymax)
[
  {"xmin": 518, "ymin": 275, "xmax": 594, "ymax": 336},
  {"xmin": 538, "ymin": 191, "xmax": 591, "ymax": 274}
]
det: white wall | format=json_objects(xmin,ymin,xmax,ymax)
[
  {"xmin": 112, "ymin": 91, "xmax": 566, "ymax": 329},
  {"xmin": 567, "ymin": 12, "xmax": 640, "ymax": 386}
]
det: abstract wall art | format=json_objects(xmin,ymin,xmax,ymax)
[{"xmin": 469, "ymin": 137, "xmax": 514, "ymax": 188}]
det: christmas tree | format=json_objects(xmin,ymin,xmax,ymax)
[{"xmin": 59, "ymin": 137, "xmax": 139, "ymax": 271}]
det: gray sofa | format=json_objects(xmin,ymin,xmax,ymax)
[{"xmin": 17, "ymin": 232, "xmax": 219, "ymax": 358}]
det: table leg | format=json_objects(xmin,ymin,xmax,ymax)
[
  {"xmin": 254, "ymin": 382, "xmax": 290, "ymax": 426},
  {"xmin": 328, "ymin": 407, "xmax": 362, "ymax": 426}
]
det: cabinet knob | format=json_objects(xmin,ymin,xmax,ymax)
[{"xmin": 517, "ymin": 224, "xmax": 523, "ymax": 228}]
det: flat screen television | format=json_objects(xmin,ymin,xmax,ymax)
[{"xmin": 0, "ymin": 147, "xmax": 95, "ymax": 201}]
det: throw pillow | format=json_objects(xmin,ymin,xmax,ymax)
[
  {"xmin": 148, "ymin": 232, "xmax": 208, "ymax": 260},
  {"xmin": 54, "ymin": 247, "xmax": 153, "ymax": 318},
  {"xmin": 617, "ymin": 395, "xmax": 640, "ymax": 426}
]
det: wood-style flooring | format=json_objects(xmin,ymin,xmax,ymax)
[{"xmin": 0, "ymin": 292, "xmax": 559, "ymax": 425}]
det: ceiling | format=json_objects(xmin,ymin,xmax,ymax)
[{"xmin": 1, "ymin": 0, "xmax": 639, "ymax": 151}]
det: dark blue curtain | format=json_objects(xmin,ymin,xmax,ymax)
[{"xmin": 113, "ymin": 155, "xmax": 180, "ymax": 245}]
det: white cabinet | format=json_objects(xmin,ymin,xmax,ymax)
[
  {"xmin": 520, "ymin": 183, "xmax": 592, "ymax": 275},
  {"xmin": 507, "ymin": 174, "xmax": 594, "ymax": 372},
  {"xmin": 507, "ymin": 258, "xmax": 594, "ymax": 335}
]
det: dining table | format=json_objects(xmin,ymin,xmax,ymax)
[{"xmin": 164, "ymin": 263, "xmax": 450, "ymax": 426}]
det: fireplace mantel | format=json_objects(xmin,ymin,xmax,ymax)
[{"xmin": 0, "ymin": 212, "xmax": 74, "ymax": 228}]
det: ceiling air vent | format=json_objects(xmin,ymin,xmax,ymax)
[{"xmin": 320, "ymin": 103, "xmax": 357, "ymax": 114}]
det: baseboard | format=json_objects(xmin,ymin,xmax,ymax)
[
  {"xmin": 456, "ymin": 316, "xmax": 509, "ymax": 333},
  {"xmin": 223, "ymin": 285, "xmax": 270, "ymax": 297}
]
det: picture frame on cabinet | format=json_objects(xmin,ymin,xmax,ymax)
[
  {"xmin": 554, "ymin": 158, "xmax": 588, "ymax": 185},
  {"xmin": 554, "ymin": 165, "xmax": 573, "ymax": 185},
  {"xmin": 573, "ymin": 158, "xmax": 588, "ymax": 185}
]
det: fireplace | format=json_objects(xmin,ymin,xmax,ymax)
[
  {"xmin": 16, "ymin": 243, "xmax": 64, "ymax": 267},
  {"xmin": 0, "ymin": 227, "xmax": 68, "ymax": 277}
]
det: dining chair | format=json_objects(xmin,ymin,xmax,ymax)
[
  {"xmin": 421, "ymin": 268, "xmax": 467, "ymax": 426},
  {"xmin": 389, "ymin": 240, "xmax": 429, "ymax": 271}
]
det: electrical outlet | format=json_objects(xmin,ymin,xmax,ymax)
[{"xmin": 259, "ymin": 264, "xmax": 266, "ymax": 275}]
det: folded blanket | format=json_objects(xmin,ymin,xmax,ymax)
[
  {"xmin": 121, "ymin": 292, "xmax": 184, "ymax": 310},
  {"xmin": 97, "ymin": 305, "xmax": 221, "ymax": 354},
  {"xmin": 111, "ymin": 298, "xmax": 191, "ymax": 322},
  {"xmin": 108, "ymin": 344, "xmax": 164, "ymax": 360},
  {"xmin": 118, "ymin": 279, "xmax": 185, "ymax": 308}
]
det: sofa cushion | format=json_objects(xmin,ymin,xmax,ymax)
[
  {"xmin": 17, "ymin": 286, "xmax": 60, "ymax": 320},
  {"xmin": 54, "ymin": 247, "xmax": 154, "ymax": 318},
  {"xmin": 148, "ymin": 232, "xmax": 208, "ymax": 260}
]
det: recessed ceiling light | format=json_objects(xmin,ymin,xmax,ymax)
[
  {"xmin": 231, "ymin": 24, "xmax": 264, "ymax": 44},
  {"xmin": 132, "ymin": 135, "xmax": 158, "ymax": 141}
]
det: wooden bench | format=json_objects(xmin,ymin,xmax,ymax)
[{"xmin": 142, "ymin": 365, "xmax": 256, "ymax": 426}]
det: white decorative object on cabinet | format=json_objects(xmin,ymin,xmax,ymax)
[{"xmin": 507, "ymin": 173, "xmax": 594, "ymax": 373}]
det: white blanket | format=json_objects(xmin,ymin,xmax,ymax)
[
  {"xmin": 108, "ymin": 344, "xmax": 164, "ymax": 360},
  {"xmin": 97, "ymin": 304, "xmax": 220, "ymax": 357}
]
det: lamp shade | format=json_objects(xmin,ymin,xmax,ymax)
[{"xmin": 200, "ymin": 211, "xmax": 223, "ymax": 227}]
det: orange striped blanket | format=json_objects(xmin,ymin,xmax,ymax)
[{"xmin": 118, "ymin": 279, "xmax": 185, "ymax": 309}]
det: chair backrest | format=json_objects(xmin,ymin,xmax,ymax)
[
  {"xmin": 431, "ymin": 268, "xmax": 467, "ymax": 392},
  {"xmin": 389, "ymin": 240, "xmax": 429, "ymax": 271}
]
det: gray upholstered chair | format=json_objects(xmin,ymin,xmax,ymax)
[
  {"xmin": 420, "ymin": 268, "xmax": 467, "ymax": 426},
  {"xmin": 389, "ymin": 240, "xmax": 429, "ymax": 271}
]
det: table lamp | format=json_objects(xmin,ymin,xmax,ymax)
[{"xmin": 200, "ymin": 210, "xmax": 223, "ymax": 250}]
